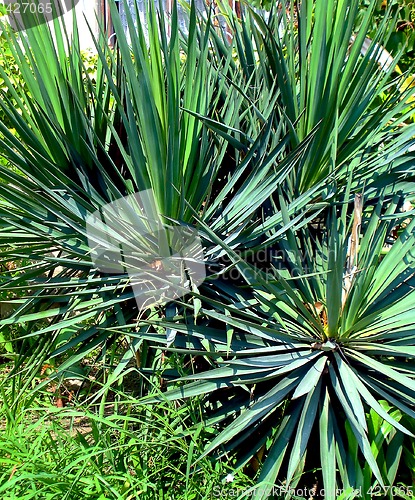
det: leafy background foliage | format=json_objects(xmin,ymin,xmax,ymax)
[{"xmin": 0, "ymin": 0, "xmax": 415, "ymax": 498}]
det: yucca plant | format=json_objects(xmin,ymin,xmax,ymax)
[
  {"xmin": 208, "ymin": 0, "xmax": 415, "ymax": 198},
  {"xmin": 0, "ymin": 0, "xmax": 322, "ymax": 388},
  {"xmin": 0, "ymin": 0, "xmax": 414, "ymax": 496},
  {"xmin": 138, "ymin": 193, "xmax": 415, "ymax": 497}
]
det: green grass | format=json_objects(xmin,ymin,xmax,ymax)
[{"xmin": 0, "ymin": 365, "xmax": 255, "ymax": 499}]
